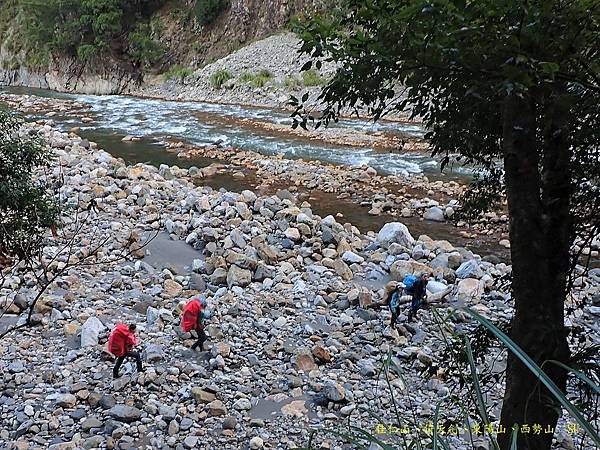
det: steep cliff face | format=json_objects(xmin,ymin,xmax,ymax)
[
  {"xmin": 0, "ymin": 0, "xmax": 322, "ymax": 94},
  {"xmin": 0, "ymin": 45, "xmax": 140, "ymax": 94}
]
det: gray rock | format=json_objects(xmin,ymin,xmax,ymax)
[
  {"xmin": 233, "ymin": 398, "xmax": 252, "ymax": 410},
  {"xmin": 168, "ymin": 419, "xmax": 179, "ymax": 436},
  {"xmin": 456, "ymin": 260, "xmax": 483, "ymax": 279},
  {"xmin": 8, "ymin": 361, "xmax": 25, "ymax": 373},
  {"xmin": 184, "ymin": 436, "xmax": 198, "ymax": 449},
  {"xmin": 13, "ymin": 294, "xmax": 28, "ymax": 310},
  {"xmin": 108, "ymin": 405, "xmax": 141, "ymax": 423},
  {"xmin": 146, "ymin": 344, "xmax": 164, "ymax": 363},
  {"xmin": 223, "ymin": 416, "xmax": 237, "ymax": 430},
  {"xmin": 358, "ymin": 359, "xmax": 377, "ymax": 377},
  {"xmin": 227, "ymin": 265, "xmax": 252, "ymax": 287},
  {"xmin": 55, "ymin": 393, "xmax": 77, "ymax": 408},
  {"xmin": 342, "ymin": 251, "xmax": 364, "ymax": 264},
  {"xmin": 323, "ymin": 381, "xmax": 345, "ymax": 402},
  {"xmin": 180, "ymin": 417, "xmax": 193, "ymax": 430},
  {"xmin": 159, "ymin": 405, "xmax": 177, "ymax": 421},
  {"xmin": 81, "ymin": 416, "xmax": 103, "ymax": 431},
  {"xmin": 146, "ymin": 306, "xmax": 160, "ymax": 325},
  {"xmin": 430, "ymin": 254, "xmax": 448, "ymax": 270},
  {"xmin": 99, "ymin": 394, "xmax": 116, "ymax": 410}
]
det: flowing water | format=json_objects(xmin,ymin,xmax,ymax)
[{"xmin": 1, "ymin": 86, "xmax": 469, "ymax": 179}]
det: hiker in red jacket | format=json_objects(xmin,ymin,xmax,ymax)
[
  {"xmin": 108, "ymin": 323, "xmax": 143, "ymax": 378},
  {"xmin": 181, "ymin": 298, "xmax": 211, "ymax": 350}
]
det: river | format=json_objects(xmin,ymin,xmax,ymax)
[
  {"xmin": 0, "ymin": 86, "xmax": 508, "ymax": 259},
  {"xmin": 1, "ymin": 86, "xmax": 471, "ymax": 178}
]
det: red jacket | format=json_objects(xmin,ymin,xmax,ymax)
[
  {"xmin": 181, "ymin": 299, "xmax": 203, "ymax": 333},
  {"xmin": 108, "ymin": 324, "xmax": 137, "ymax": 357}
]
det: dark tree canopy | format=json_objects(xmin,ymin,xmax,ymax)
[
  {"xmin": 293, "ymin": 0, "xmax": 599, "ymax": 243},
  {"xmin": 0, "ymin": 110, "xmax": 60, "ymax": 264},
  {"xmin": 292, "ymin": 1, "xmax": 600, "ymax": 449}
]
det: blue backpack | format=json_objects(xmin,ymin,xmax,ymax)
[{"xmin": 403, "ymin": 275, "xmax": 418, "ymax": 291}]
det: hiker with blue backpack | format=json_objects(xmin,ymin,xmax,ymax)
[
  {"xmin": 388, "ymin": 272, "xmax": 430, "ymax": 325},
  {"xmin": 406, "ymin": 272, "xmax": 429, "ymax": 321}
]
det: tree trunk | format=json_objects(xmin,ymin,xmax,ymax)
[{"xmin": 497, "ymin": 93, "xmax": 570, "ymax": 450}]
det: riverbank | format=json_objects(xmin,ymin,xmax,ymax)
[
  {"xmin": 0, "ymin": 88, "xmax": 517, "ymax": 262},
  {"xmin": 1, "ymin": 121, "xmax": 598, "ymax": 449}
]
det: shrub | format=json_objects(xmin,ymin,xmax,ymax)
[
  {"xmin": 194, "ymin": 0, "xmax": 229, "ymax": 26},
  {"xmin": 128, "ymin": 23, "xmax": 164, "ymax": 68},
  {"xmin": 239, "ymin": 72, "xmax": 254, "ymax": 83},
  {"xmin": 210, "ymin": 69, "xmax": 232, "ymax": 88},
  {"xmin": 166, "ymin": 65, "xmax": 194, "ymax": 82},
  {"xmin": 238, "ymin": 69, "xmax": 274, "ymax": 88},
  {"xmin": 283, "ymin": 76, "xmax": 302, "ymax": 90},
  {"xmin": 302, "ymin": 68, "xmax": 326, "ymax": 86},
  {"xmin": 191, "ymin": 42, "xmax": 203, "ymax": 53},
  {"xmin": 76, "ymin": 44, "xmax": 98, "ymax": 62},
  {"xmin": 0, "ymin": 109, "xmax": 61, "ymax": 262}
]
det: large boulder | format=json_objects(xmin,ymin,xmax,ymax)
[
  {"xmin": 80, "ymin": 317, "xmax": 105, "ymax": 347},
  {"xmin": 227, "ymin": 265, "xmax": 252, "ymax": 287},
  {"xmin": 456, "ymin": 260, "xmax": 484, "ymax": 279},
  {"xmin": 377, "ymin": 222, "xmax": 415, "ymax": 249},
  {"xmin": 455, "ymin": 278, "xmax": 484, "ymax": 303},
  {"xmin": 390, "ymin": 260, "xmax": 432, "ymax": 281},
  {"xmin": 426, "ymin": 280, "xmax": 448, "ymax": 294}
]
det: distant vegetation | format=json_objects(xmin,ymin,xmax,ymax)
[
  {"xmin": 283, "ymin": 76, "xmax": 302, "ymax": 90},
  {"xmin": 210, "ymin": 69, "xmax": 232, "ymax": 88},
  {"xmin": 239, "ymin": 69, "xmax": 274, "ymax": 88},
  {"xmin": 2, "ymin": 0, "xmax": 167, "ymax": 69},
  {"xmin": 193, "ymin": 0, "xmax": 229, "ymax": 26},
  {"xmin": 302, "ymin": 69, "xmax": 327, "ymax": 86},
  {"xmin": 165, "ymin": 65, "xmax": 194, "ymax": 82},
  {"xmin": 0, "ymin": 0, "xmax": 230, "ymax": 70}
]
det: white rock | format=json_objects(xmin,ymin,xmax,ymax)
[
  {"xmin": 377, "ymin": 222, "xmax": 415, "ymax": 249},
  {"xmin": 273, "ymin": 317, "xmax": 287, "ymax": 328},
  {"xmin": 423, "ymin": 206, "xmax": 445, "ymax": 222},
  {"xmin": 342, "ymin": 251, "xmax": 364, "ymax": 264},
  {"xmin": 80, "ymin": 317, "xmax": 105, "ymax": 347},
  {"xmin": 233, "ymin": 398, "xmax": 252, "ymax": 410}
]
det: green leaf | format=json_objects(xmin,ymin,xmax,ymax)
[
  {"xmin": 301, "ymin": 60, "xmax": 313, "ymax": 71},
  {"xmin": 539, "ymin": 61, "xmax": 560, "ymax": 75},
  {"xmin": 463, "ymin": 307, "xmax": 600, "ymax": 447}
]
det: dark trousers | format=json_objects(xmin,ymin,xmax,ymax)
[
  {"xmin": 113, "ymin": 351, "xmax": 143, "ymax": 378},
  {"xmin": 407, "ymin": 294, "xmax": 424, "ymax": 320},
  {"xmin": 191, "ymin": 326, "xmax": 207, "ymax": 350},
  {"xmin": 390, "ymin": 306, "xmax": 400, "ymax": 326}
]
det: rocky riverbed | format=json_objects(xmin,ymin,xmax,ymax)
[
  {"xmin": 0, "ymin": 90, "xmax": 519, "ymax": 260},
  {"xmin": 1, "ymin": 122, "xmax": 599, "ymax": 450}
]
